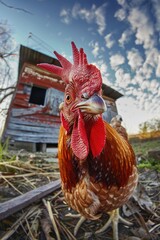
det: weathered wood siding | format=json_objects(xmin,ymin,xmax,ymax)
[
  {"xmin": 102, "ymin": 96, "xmax": 118, "ymax": 123},
  {"xmin": 3, "ymin": 63, "xmax": 65, "ymax": 144},
  {"xmin": 2, "ymin": 46, "xmax": 123, "ymax": 152}
]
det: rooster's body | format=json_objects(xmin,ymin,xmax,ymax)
[
  {"xmin": 58, "ymin": 122, "xmax": 137, "ymax": 219},
  {"xmin": 38, "ymin": 42, "xmax": 138, "ymax": 240}
]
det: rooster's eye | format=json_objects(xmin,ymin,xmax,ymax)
[{"xmin": 65, "ymin": 94, "xmax": 71, "ymax": 103}]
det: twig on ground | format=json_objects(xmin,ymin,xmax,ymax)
[
  {"xmin": 43, "ymin": 198, "xmax": 61, "ymax": 240},
  {"xmin": 1, "ymin": 175, "xmax": 23, "ymax": 194}
]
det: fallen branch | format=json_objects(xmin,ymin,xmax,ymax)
[{"xmin": 0, "ymin": 179, "xmax": 61, "ymax": 221}]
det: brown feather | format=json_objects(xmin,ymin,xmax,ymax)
[{"xmin": 58, "ymin": 120, "xmax": 138, "ymax": 219}]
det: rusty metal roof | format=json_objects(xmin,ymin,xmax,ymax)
[
  {"xmin": 102, "ymin": 83, "xmax": 123, "ymax": 100},
  {"xmin": 18, "ymin": 45, "xmax": 123, "ymax": 100},
  {"xmin": 18, "ymin": 45, "xmax": 61, "ymax": 77}
]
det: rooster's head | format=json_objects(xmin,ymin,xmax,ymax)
[{"xmin": 38, "ymin": 42, "xmax": 106, "ymax": 160}]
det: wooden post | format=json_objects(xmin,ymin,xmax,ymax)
[{"xmin": 41, "ymin": 143, "xmax": 47, "ymax": 152}]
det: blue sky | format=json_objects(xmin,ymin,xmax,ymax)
[{"xmin": 1, "ymin": 0, "xmax": 160, "ymax": 133}]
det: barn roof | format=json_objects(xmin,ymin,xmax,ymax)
[
  {"xmin": 18, "ymin": 45, "xmax": 123, "ymax": 100},
  {"xmin": 18, "ymin": 45, "xmax": 61, "ymax": 77},
  {"xmin": 102, "ymin": 84, "xmax": 123, "ymax": 100}
]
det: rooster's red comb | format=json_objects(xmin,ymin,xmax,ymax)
[{"xmin": 38, "ymin": 42, "xmax": 102, "ymax": 93}]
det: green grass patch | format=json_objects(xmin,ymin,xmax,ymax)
[
  {"xmin": 131, "ymin": 138, "xmax": 160, "ymax": 155},
  {"xmin": 131, "ymin": 138, "xmax": 160, "ymax": 171},
  {"xmin": 0, "ymin": 138, "xmax": 16, "ymax": 162},
  {"xmin": 138, "ymin": 158, "xmax": 160, "ymax": 171}
]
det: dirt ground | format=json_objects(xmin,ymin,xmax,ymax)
[{"xmin": 0, "ymin": 150, "xmax": 159, "ymax": 240}]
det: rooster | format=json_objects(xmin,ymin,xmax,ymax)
[{"xmin": 38, "ymin": 42, "xmax": 138, "ymax": 240}]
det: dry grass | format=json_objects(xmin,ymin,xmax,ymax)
[{"xmin": 0, "ymin": 146, "xmax": 159, "ymax": 240}]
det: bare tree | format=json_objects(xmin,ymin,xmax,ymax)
[
  {"xmin": 0, "ymin": 20, "xmax": 18, "ymax": 133},
  {"xmin": 0, "ymin": 0, "xmax": 33, "ymax": 115},
  {"xmin": 139, "ymin": 118, "xmax": 160, "ymax": 134},
  {"xmin": 0, "ymin": 3, "xmax": 33, "ymax": 136}
]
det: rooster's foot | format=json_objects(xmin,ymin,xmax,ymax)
[{"xmin": 95, "ymin": 208, "xmax": 132, "ymax": 240}]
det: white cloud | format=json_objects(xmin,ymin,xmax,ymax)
[
  {"xmin": 72, "ymin": 4, "xmax": 94, "ymax": 22},
  {"xmin": 115, "ymin": 68, "xmax": 132, "ymax": 88},
  {"xmin": 117, "ymin": 0, "xmax": 126, "ymax": 7},
  {"xmin": 135, "ymin": 48, "xmax": 160, "ymax": 79},
  {"xmin": 104, "ymin": 33, "xmax": 115, "ymax": 48},
  {"xmin": 89, "ymin": 41, "xmax": 107, "ymax": 59},
  {"xmin": 118, "ymin": 29, "xmax": 132, "ymax": 47},
  {"xmin": 59, "ymin": 1, "xmax": 160, "ymax": 135},
  {"xmin": 99, "ymin": 62, "xmax": 108, "ymax": 75},
  {"xmin": 139, "ymin": 63, "xmax": 153, "ymax": 79},
  {"xmin": 92, "ymin": 59, "xmax": 110, "ymax": 85},
  {"xmin": 60, "ymin": 3, "xmax": 107, "ymax": 35},
  {"xmin": 106, "ymin": 2, "xmax": 160, "ymax": 134},
  {"xmin": 91, "ymin": 41, "xmax": 100, "ymax": 58},
  {"xmin": 114, "ymin": 67, "xmax": 160, "ymax": 134},
  {"xmin": 114, "ymin": 8, "xmax": 126, "ymax": 21},
  {"xmin": 145, "ymin": 48, "xmax": 159, "ymax": 68},
  {"xmin": 150, "ymin": 79, "xmax": 160, "ymax": 94},
  {"xmin": 141, "ymin": 79, "xmax": 150, "ymax": 90},
  {"xmin": 127, "ymin": 8, "xmax": 155, "ymax": 49},
  {"xmin": 94, "ymin": 4, "xmax": 107, "ymax": 35},
  {"xmin": 110, "ymin": 54, "xmax": 125, "ymax": 70},
  {"xmin": 60, "ymin": 9, "xmax": 71, "ymax": 24},
  {"xmin": 127, "ymin": 48, "xmax": 143, "ymax": 71}
]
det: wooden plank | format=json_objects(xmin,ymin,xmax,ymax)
[
  {"xmin": 14, "ymin": 93, "xmax": 29, "ymax": 101},
  {"xmin": 6, "ymin": 129, "xmax": 59, "ymax": 138},
  {"xmin": 8, "ymin": 123, "xmax": 59, "ymax": 133},
  {"xmin": 10, "ymin": 113, "xmax": 61, "ymax": 125},
  {"xmin": 23, "ymin": 114, "xmax": 61, "ymax": 124},
  {"xmin": 8, "ymin": 136, "xmax": 58, "ymax": 143},
  {"xmin": 14, "ymin": 98, "xmax": 30, "ymax": 107},
  {"xmin": 10, "ymin": 117, "xmax": 60, "ymax": 127},
  {"xmin": 0, "ymin": 179, "xmax": 61, "ymax": 221},
  {"xmin": 11, "ymin": 106, "xmax": 43, "ymax": 117}
]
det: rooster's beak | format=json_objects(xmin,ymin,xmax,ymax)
[{"xmin": 75, "ymin": 94, "xmax": 106, "ymax": 114}]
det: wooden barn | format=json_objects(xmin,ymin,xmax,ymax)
[{"xmin": 2, "ymin": 45, "xmax": 123, "ymax": 152}]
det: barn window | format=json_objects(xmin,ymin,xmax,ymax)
[{"xmin": 29, "ymin": 86, "xmax": 46, "ymax": 105}]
